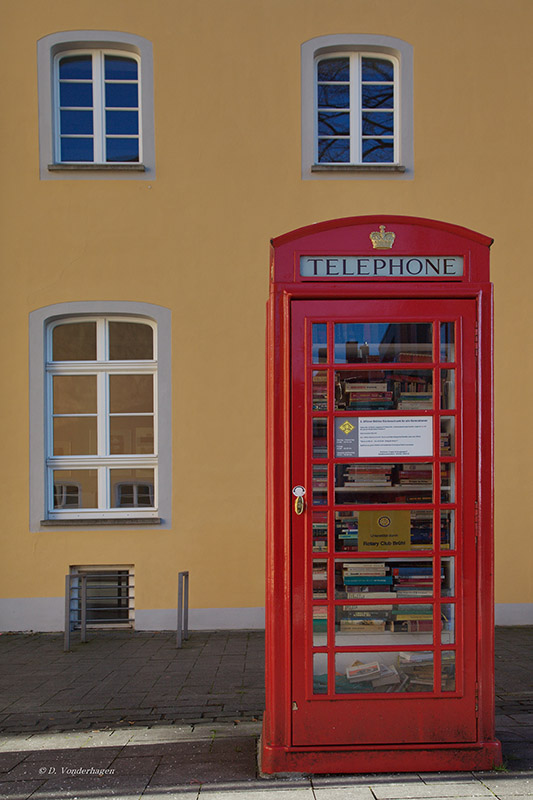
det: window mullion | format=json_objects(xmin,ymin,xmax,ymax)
[
  {"xmin": 351, "ymin": 54, "xmax": 361, "ymax": 165},
  {"xmin": 93, "ymin": 53, "xmax": 105, "ymax": 163}
]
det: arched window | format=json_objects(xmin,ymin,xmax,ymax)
[
  {"xmin": 55, "ymin": 50, "xmax": 141, "ymax": 164},
  {"xmin": 37, "ymin": 31, "xmax": 155, "ymax": 179},
  {"xmin": 29, "ymin": 302, "xmax": 171, "ymax": 528},
  {"xmin": 302, "ymin": 35, "xmax": 413, "ymax": 180}
]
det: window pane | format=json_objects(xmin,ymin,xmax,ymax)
[
  {"xmin": 53, "ymin": 469, "xmax": 97, "ymax": 508},
  {"xmin": 105, "ymin": 82, "xmax": 138, "ymax": 108},
  {"xmin": 318, "ymin": 138, "xmax": 350, "ymax": 163},
  {"xmin": 312, "ymin": 511, "xmax": 328, "ymax": 552},
  {"xmin": 335, "ymin": 369, "xmax": 433, "ymax": 411},
  {"xmin": 108, "ymin": 321, "xmax": 153, "ymax": 359},
  {"xmin": 317, "ymin": 57, "xmax": 349, "ymax": 81},
  {"xmin": 362, "ymin": 84, "xmax": 394, "ymax": 109},
  {"xmin": 440, "ymin": 417, "xmax": 455, "ymax": 456},
  {"xmin": 335, "ymin": 510, "xmax": 434, "ymax": 552},
  {"xmin": 312, "ymin": 464, "xmax": 327, "ymax": 505},
  {"xmin": 60, "ymin": 82, "xmax": 93, "ymax": 107},
  {"xmin": 60, "ymin": 110, "xmax": 93, "ymax": 134},
  {"xmin": 441, "ymin": 370, "xmax": 456, "ymax": 409},
  {"xmin": 110, "ymin": 468, "xmax": 154, "ymax": 508},
  {"xmin": 441, "ymin": 510, "xmax": 455, "ymax": 550},
  {"xmin": 59, "ymin": 55, "xmax": 92, "ymax": 80},
  {"xmin": 362, "ymin": 57, "xmax": 394, "ymax": 82},
  {"xmin": 110, "ymin": 416, "xmax": 154, "ymax": 454},
  {"xmin": 312, "ymin": 324, "xmax": 327, "ymax": 364},
  {"xmin": 317, "ymin": 84, "xmax": 349, "ymax": 108},
  {"xmin": 104, "ymin": 55, "xmax": 138, "ymax": 81},
  {"xmin": 106, "ymin": 110, "xmax": 139, "ymax": 135},
  {"xmin": 318, "ymin": 111, "xmax": 350, "ymax": 136},
  {"xmin": 313, "ymin": 607, "xmax": 328, "ymax": 645},
  {"xmin": 440, "ymin": 323, "xmax": 455, "ymax": 361},
  {"xmin": 313, "ymin": 418, "xmax": 327, "ymax": 458},
  {"xmin": 362, "ymin": 139, "xmax": 394, "ymax": 163},
  {"xmin": 335, "ymin": 603, "xmax": 433, "ymax": 644},
  {"xmin": 52, "ymin": 322, "xmax": 96, "ymax": 361},
  {"xmin": 336, "ymin": 651, "xmax": 434, "ymax": 694},
  {"xmin": 106, "ymin": 137, "xmax": 139, "ymax": 163},
  {"xmin": 362, "ymin": 112, "xmax": 394, "ymax": 136},
  {"xmin": 109, "ymin": 375, "xmax": 153, "ymax": 413},
  {"xmin": 442, "ymin": 651, "xmax": 456, "ymax": 691},
  {"xmin": 334, "ymin": 323, "xmax": 433, "ymax": 364},
  {"xmin": 312, "ymin": 371, "xmax": 328, "ymax": 409},
  {"xmin": 335, "ymin": 558, "xmax": 438, "ymax": 600},
  {"xmin": 60, "ymin": 137, "xmax": 94, "ymax": 162},
  {"xmin": 335, "ymin": 463, "xmax": 433, "ymax": 505},
  {"xmin": 441, "ymin": 603, "xmax": 455, "ymax": 644},
  {"xmin": 53, "ymin": 375, "xmax": 97, "ymax": 414},
  {"xmin": 53, "ymin": 417, "xmax": 97, "ymax": 455},
  {"xmin": 312, "ymin": 560, "xmax": 328, "ymax": 599},
  {"xmin": 313, "ymin": 653, "xmax": 328, "ymax": 694}
]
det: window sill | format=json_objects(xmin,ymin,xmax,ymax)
[
  {"xmin": 311, "ymin": 163, "xmax": 406, "ymax": 173},
  {"xmin": 48, "ymin": 163, "xmax": 146, "ymax": 172},
  {"xmin": 41, "ymin": 517, "xmax": 161, "ymax": 526}
]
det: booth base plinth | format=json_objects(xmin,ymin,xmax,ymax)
[{"xmin": 260, "ymin": 732, "xmax": 502, "ymax": 775}]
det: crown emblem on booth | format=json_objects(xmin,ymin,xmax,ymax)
[{"xmin": 370, "ymin": 225, "xmax": 396, "ymax": 249}]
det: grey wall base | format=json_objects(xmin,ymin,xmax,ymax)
[{"xmin": 0, "ymin": 599, "xmax": 529, "ymax": 632}]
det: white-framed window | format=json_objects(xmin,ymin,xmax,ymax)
[
  {"xmin": 37, "ymin": 31, "xmax": 155, "ymax": 179},
  {"xmin": 302, "ymin": 35, "xmax": 413, "ymax": 180},
  {"xmin": 46, "ymin": 316, "xmax": 157, "ymax": 520},
  {"xmin": 29, "ymin": 302, "xmax": 171, "ymax": 529},
  {"xmin": 55, "ymin": 49, "xmax": 141, "ymax": 165}
]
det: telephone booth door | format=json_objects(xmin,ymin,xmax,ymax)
[
  {"xmin": 263, "ymin": 215, "xmax": 501, "ymax": 774},
  {"xmin": 291, "ymin": 298, "xmax": 476, "ymax": 746}
]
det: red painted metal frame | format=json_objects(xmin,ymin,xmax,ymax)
[{"xmin": 263, "ymin": 216, "xmax": 501, "ymax": 774}]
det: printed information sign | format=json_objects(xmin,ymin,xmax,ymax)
[{"xmin": 335, "ymin": 417, "xmax": 433, "ymax": 458}]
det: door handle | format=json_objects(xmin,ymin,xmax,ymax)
[{"xmin": 292, "ymin": 485, "xmax": 306, "ymax": 515}]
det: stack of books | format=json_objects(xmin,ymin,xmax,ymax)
[
  {"xmin": 345, "ymin": 382, "xmax": 394, "ymax": 410},
  {"xmin": 312, "ymin": 372, "xmax": 327, "ymax": 410}
]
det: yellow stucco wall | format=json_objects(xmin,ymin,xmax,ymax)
[{"xmin": 1, "ymin": 0, "xmax": 532, "ymax": 619}]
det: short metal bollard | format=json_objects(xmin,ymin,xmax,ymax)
[{"xmin": 176, "ymin": 570, "xmax": 190, "ymax": 648}]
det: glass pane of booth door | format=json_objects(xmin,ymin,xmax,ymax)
[{"xmin": 291, "ymin": 299, "xmax": 478, "ymax": 747}]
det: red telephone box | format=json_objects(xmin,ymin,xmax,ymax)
[{"xmin": 263, "ymin": 215, "xmax": 501, "ymax": 774}]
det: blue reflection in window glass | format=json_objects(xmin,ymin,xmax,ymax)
[
  {"xmin": 362, "ymin": 85, "xmax": 394, "ymax": 109},
  {"xmin": 317, "ymin": 57, "xmax": 349, "ymax": 82},
  {"xmin": 105, "ymin": 83, "xmax": 138, "ymax": 108},
  {"xmin": 312, "ymin": 324, "xmax": 328, "ymax": 364},
  {"xmin": 60, "ymin": 137, "xmax": 93, "ymax": 162},
  {"xmin": 60, "ymin": 110, "xmax": 93, "ymax": 135},
  {"xmin": 318, "ymin": 111, "xmax": 350, "ymax": 136},
  {"xmin": 317, "ymin": 84, "xmax": 349, "ymax": 109},
  {"xmin": 106, "ymin": 137, "xmax": 139, "ymax": 162},
  {"xmin": 60, "ymin": 82, "xmax": 93, "ymax": 108},
  {"xmin": 59, "ymin": 55, "xmax": 92, "ymax": 80},
  {"xmin": 362, "ymin": 112, "xmax": 394, "ymax": 136},
  {"xmin": 362, "ymin": 139, "xmax": 394, "ymax": 163},
  {"xmin": 318, "ymin": 138, "xmax": 350, "ymax": 163},
  {"xmin": 106, "ymin": 110, "xmax": 139, "ymax": 135},
  {"xmin": 361, "ymin": 58, "xmax": 394, "ymax": 82},
  {"xmin": 105, "ymin": 56, "xmax": 138, "ymax": 81}
]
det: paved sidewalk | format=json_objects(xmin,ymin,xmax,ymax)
[{"xmin": 0, "ymin": 627, "xmax": 531, "ymax": 799}]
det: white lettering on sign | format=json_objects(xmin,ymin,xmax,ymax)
[
  {"xmin": 358, "ymin": 417, "xmax": 433, "ymax": 458},
  {"xmin": 300, "ymin": 256, "xmax": 463, "ymax": 278}
]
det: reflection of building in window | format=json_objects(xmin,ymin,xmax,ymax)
[
  {"xmin": 115, "ymin": 481, "xmax": 154, "ymax": 507},
  {"xmin": 70, "ymin": 566, "xmax": 134, "ymax": 628},
  {"xmin": 46, "ymin": 316, "xmax": 157, "ymax": 520},
  {"xmin": 54, "ymin": 482, "xmax": 81, "ymax": 508}
]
